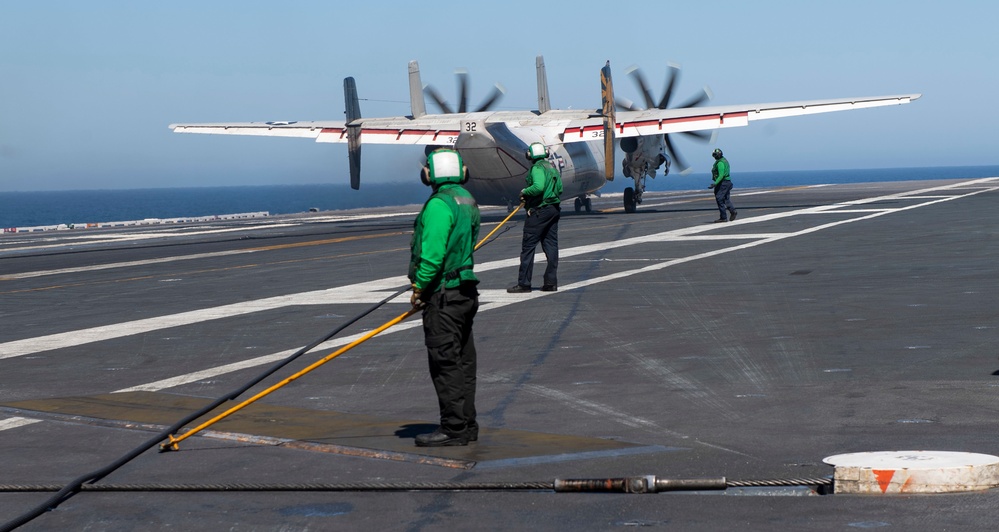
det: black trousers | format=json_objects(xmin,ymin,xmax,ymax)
[
  {"xmin": 518, "ymin": 203, "xmax": 560, "ymax": 287},
  {"xmin": 714, "ymin": 180, "xmax": 736, "ymax": 219},
  {"xmin": 422, "ymin": 283, "xmax": 478, "ymax": 433}
]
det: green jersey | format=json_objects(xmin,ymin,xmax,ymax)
[
  {"xmin": 711, "ymin": 157, "xmax": 731, "ymax": 186},
  {"xmin": 522, "ymin": 159, "xmax": 563, "ymax": 209},
  {"xmin": 409, "ymin": 184, "xmax": 480, "ymax": 292}
]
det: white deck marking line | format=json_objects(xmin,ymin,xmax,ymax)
[
  {"xmin": 116, "ymin": 319, "xmax": 424, "ymax": 393},
  {"xmin": 109, "ymin": 179, "xmax": 999, "ymax": 392},
  {"xmin": 0, "ymin": 249, "xmax": 260, "ymax": 280},
  {"xmin": 816, "ymin": 209, "xmax": 893, "ymax": 214},
  {"xmin": 637, "ymin": 186, "xmax": 786, "ymax": 207},
  {"xmin": 0, "ymin": 417, "xmax": 42, "ymax": 431},
  {"xmin": 2, "ymin": 179, "xmax": 996, "ymax": 365},
  {"xmin": 1, "ymin": 209, "xmax": 507, "ymax": 280},
  {"xmin": 1, "ymin": 224, "xmax": 301, "ymax": 254},
  {"xmin": 283, "ymin": 211, "xmax": 423, "ymax": 223},
  {"xmin": 0, "ymin": 283, "xmax": 414, "ymax": 360}
]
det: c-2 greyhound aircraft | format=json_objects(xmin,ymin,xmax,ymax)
[{"xmin": 170, "ymin": 56, "xmax": 920, "ymax": 213}]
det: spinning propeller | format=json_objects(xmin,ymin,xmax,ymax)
[
  {"xmin": 424, "ymin": 68, "xmax": 506, "ymax": 114},
  {"xmin": 616, "ymin": 63, "xmax": 714, "ymax": 173}
]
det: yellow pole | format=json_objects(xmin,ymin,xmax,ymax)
[
  {"xmin": 161, "ymin": 307, "xmax": 417, "ymax": 451},
  {"xmin": 160, "ymin": 202, "xmax": 524, "ymax": 452},
  {"xmin": 476, "ymin": 203, "xmax": 523, "ymax": 251}
]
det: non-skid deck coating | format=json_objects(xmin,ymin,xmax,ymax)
[{"xmin": 2, "ymin": 178, "xmax": 999, "ymax": 530}]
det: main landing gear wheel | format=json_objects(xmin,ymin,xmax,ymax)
[
  {"xmin": 574, "ymin": 196, "xmax": 592, "ymax": 213},
  {"xmin": 623, "ymin": 187, "xmax": 637, "ymax": 213}
]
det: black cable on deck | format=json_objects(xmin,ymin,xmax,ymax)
[
  {"xmin": 0, "ymin": 477, "xmax": 831, "ymax": 493},
  {"xmin": 0, "ymin": 286, "xmax": 408, "ymax": 532}
]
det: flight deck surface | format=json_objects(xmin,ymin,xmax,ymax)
[{"xmin": 2, "ymin": 178, "xmax": 998, "ymax": 530}]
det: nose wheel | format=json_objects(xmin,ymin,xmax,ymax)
[
  {"xmin": 623, "ymin": 187, "xmax": 637, "ymax": 213},
  {"xmin": 574, "ymin": 195, "xmax": 592, "ymax": 213}
]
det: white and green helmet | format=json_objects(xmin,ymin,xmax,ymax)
[
  {"xmin": 423, "ymin": 149, "xmax": 466, "ymax": 186},
  {"xmin": 526, "ymin": 142, "xmax": 549, "ymax": 160}
]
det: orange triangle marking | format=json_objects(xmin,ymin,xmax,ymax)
[{"xmin": 873, "ymin": 469, "xmax": 896, "ymax": 493}]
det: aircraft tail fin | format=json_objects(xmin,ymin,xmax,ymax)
[
  {"xmin": 344, "ymin": 77, "xmax": 362, "ymax": 189},
  {"xmin": 408, "ymin": 61, "xmax": 427, "ymax": 118},
  {"xmin": 600, "ymin": 61, "xmax": 616, "ymax": 181},
  {"xmin": 536, "ymin": 55, "xmax": 550, "ymax": 114}
]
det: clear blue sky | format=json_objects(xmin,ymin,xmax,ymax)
[{"xmin": 1, "ymin": 0, "xmax": 995, "ymax": 192}]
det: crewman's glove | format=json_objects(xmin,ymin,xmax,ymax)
[
  {"xmin": 707, "ymin": 184, "xmax": 715, "ymax": 190},
  {"xmin": 410, "ymin": 284, "xmax": 424, "ymax": 310}
]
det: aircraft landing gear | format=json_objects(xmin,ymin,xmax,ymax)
[
  {"xmin": 623, "ymin": 175, "xmax": 648, "ymax": 213},
  {"xmin": 623, "ymin": 187, "xmax": 637, "ymax": 213},
  {"xmin": 574, "ymin": 195, "xmax": 592, "ymax": 213}
]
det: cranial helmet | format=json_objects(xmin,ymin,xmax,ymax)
[
  {"xmin": 421, "ymin": 149, "xmax": 467, "ymax": 186},
  {"xmin": 526, "ymin": 142, "xmax": 549, "ymax": 161},
  {"xmin": 712, "ymin": 148, "xmax": 724, "ymax": 159}
]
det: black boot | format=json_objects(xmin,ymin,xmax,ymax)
[{"xmin": 415, "ymin": 427, "xmax": 469, "ymax": 447}]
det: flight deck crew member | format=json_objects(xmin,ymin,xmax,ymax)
[
  {"xmin": 507, "ymin": 142, "xmax": 563, "ymax": 293},
  {"xmin": 710, "ymin": 148, "xmax": 738, "ymax": 222},
  {"xmin": 409, "ymin": 149, "xmax": 481, "ymax": 447}
]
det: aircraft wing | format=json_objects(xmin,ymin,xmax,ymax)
[
  {"xmin": 171, "ymin": 93, "xmax": 920, "ymax": 148},
  {"xmin": 169, "ymin": 121, "xmax": 346, "ymax": 139},
  {"xmin": 170, "ymin": 114, "xmax": 542, "ymax": 146},
  {"xmin": 171, "ymin": 118, "xmax": 458, "ymax": 145},
  {"xmin": 560, "ymin": 93, "xmax": 921, "ymax": 142}
]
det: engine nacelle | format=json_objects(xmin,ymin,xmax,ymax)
[
  {"xmin": 620, "ymin": 135, "xmax": 669, "ymax": 182},
  {"xmin": 620, "ymin": 137, "xmax": 638, "ymax": 153}
]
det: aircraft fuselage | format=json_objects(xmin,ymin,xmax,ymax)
[{"xmin": 450, "ymin": 115, "xmax": 607, "ymax": 206}]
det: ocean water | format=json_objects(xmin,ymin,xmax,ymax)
[
  {"xmin": 2, "ymin": 166, "xmax": 997, "ymax": 229},
  {"xmin": 0, "ymin": 182, "xmax": 430, "ymax": 229}
]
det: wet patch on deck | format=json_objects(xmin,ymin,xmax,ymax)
[{"xmin": 1, "ymin": 391, "xmax": 677, "ymax": 469}]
